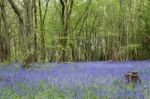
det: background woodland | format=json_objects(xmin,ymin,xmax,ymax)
[{"xmin": 0, "ymin": 0, "xmax": 150, "ymax": 62}]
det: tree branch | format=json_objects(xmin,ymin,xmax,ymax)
[{"xmin": 7, "ymin": 0, "xmax": 23, "ymax": 23}]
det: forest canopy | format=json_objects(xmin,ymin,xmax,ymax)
[{"xmin": 0, "ymin": 0, "xmax": 150, "ymax": 62}]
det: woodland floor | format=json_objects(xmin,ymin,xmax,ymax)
[{"xmin": 0, "ymin": 60, "xmax": 150, "ymax": 98}]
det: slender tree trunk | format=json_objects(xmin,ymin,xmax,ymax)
[
  {"xmin": 59, "ymin": 0, "xmax": 73, "ymax": 62},
  {"xmin": 8, "ymin": 0, "xmax": 28, "ymax": 55},
  {"xmin": 33, "ymin": 0, "xmax": 38, "ymax": 61},
  {"xmin": 38, "ymin": 0, "xmax": 45, "ymax": 61},
  {"xmin": 24, "ymin": 0, "xmax": 34, "ymax": 51},
  {"xmin": 0, "ymin": 0, "xmax": 11, "ymax": 61},
  {"xmin": 0, "ymin": 0, "xmax": 2, "ymax": 60},
  {"xmin": 38, "ymin": 0, "xmax": 50, "ymax": 61}
]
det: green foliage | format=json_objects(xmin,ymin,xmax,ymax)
[
  {"xmin": 143, "ymin": 1, "xmax": 150, "ymax": 22},
  {"xmin": 121, "ymin": 44, "xmax": 141, "ymax": 54},
  {"xmin": 0, "ymin": 0, "xmax": 149, "ymax": 62}
]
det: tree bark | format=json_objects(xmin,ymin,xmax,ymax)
[
  {"xmin": 0, "ymin": 0, "xmax": 11, "ymax": 61},
  {"xmin": 38, "ymin": 0, "xmax": 50, "ymax": 61},
  {"xmin": 8, "ymin": 0, "xmax": 27, "ymax": 51},
  {"xmin": 59, "ymin": 0, "xmax": 73, "ymax": 62},
  {"xmin": 23, "ymin": 0, "xmax": 34, "ymax": 51}
]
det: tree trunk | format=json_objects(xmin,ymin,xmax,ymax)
[
  {"xmin": 0, "ymin": 0, "xmax": 11, "ymax": 61},
  {"xmin": 8, "ymin": 0, "xmax": 28, "ymax": 53},
  {"xmin": 33, "ymin": 0, "xmax": 38, "ymax": 61},
  {"xmin": 59, "ymin": 0, "xmax": 73, "ymax": 62},
  {"xmin": 24, "ymin": 0, "xmax": 34, "ymax": 51},
  {"xmin": 38, "ymin": 0, "xmax": 50, "ymax": 61}
]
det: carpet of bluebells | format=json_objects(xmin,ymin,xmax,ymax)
[{"xmin": 0, "ymin": 60, "xmax": 150, "ymax": 99}]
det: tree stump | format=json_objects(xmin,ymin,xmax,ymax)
[{"xmin": 123, "ymin": 71, "xmax": 141, "ymax": 84}]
